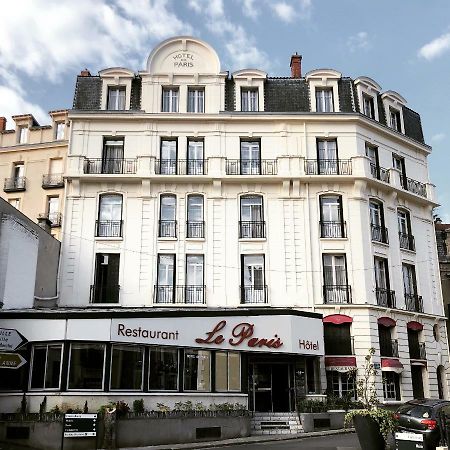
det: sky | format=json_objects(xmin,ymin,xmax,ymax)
[{"xmin": 1, "ymin": 0, "xmax": 450, "ymax": 217}]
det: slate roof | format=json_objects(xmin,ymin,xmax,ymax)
[
  {"xmin": 130, "ymin": 77, "xmax": 142, "ymax": 110},
  {"xmin": 224, "ymin": 78, "xmax": 235, "ymax": 111},
  {"xmin": 337, "ymin": 78, "xmax": 355, "ymax": 113},
  {"xmin": 264, "ymin": 78, "xmax": 310, "ymax": 112},
  {"xmin": 403, "ymin": 106, "xmax": 424, "ymax": 144},
  {"xmin": 73, "ymin": 76, "xmax": 102, "ymax": 110}
]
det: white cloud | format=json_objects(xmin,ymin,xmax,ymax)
[
  {"xmin": 418, "ymin": 33, "xmax": 450, "ymax": 60},
  {"xmin": 271, "ymin": 2, "xmax": 295, "ymax": 23},
  {"xmin": 431, "ymin": 133, "xmax": 446, "ymax": 142},
  {"xmin": 347, "ymin": 31, "xmax": 370, "ymax": 52},
  {"xmin": 241, "ymin": 0, "xmax": 259, "ymax": 19}
]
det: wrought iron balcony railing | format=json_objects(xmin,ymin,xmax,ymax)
[
  {"xmin": 380, "ymin": 338, "xmax": 399, "ymax": 358},
  {"xmin": 239, "ymin": 221, "xmax": 266, "ymax": 238},
  {"xmin": 153, "ymin": 285, "xmax": 206, "ymax": 304},
  {"xmin": 320, "ymin": 221, "xmax": 347, "ymax": 238},
  {"xmin": 186, "ymin": 221, "xmax": 205, "ymax": 238},
  {"xmin": 305, "ymin": 159, "xmax": 352, "ymax": 175},
  {"xmin": 38, "ymin": 212, "xmax": 63, "ymax": 227},
  {"xmin": 90, "ymin": 284, "xmax": 120, "ymax": 304},
  {"xmin": 370, "ymin": 163, "xmax": 390, "ymax": 183},
  {"xmin": 240, "ymin": 285, "xmax": 268, "ymax": 304},
  {"xmin": 409, "ymin": 342, "xmax": 427, "ymax": 360},
  {"xmin": 376, "ymin": 288, "xmax": 396, "ymax": 308},
  {"xmin": 95, "ymin": 220, "xmax": 123, "ymax": 238},
  {"xmin": 405, "ymin": 293, "xmax": 424, "ymax": 313},
  {"xmin": 42, "ymin": 173, "xmax": 64, "ymax": 188},
  {"xmin": 323, "ymin": 285, "xmax": 352, "ymax": 304},
  {"xmin": 405, "ymin": 177, "xmax": 427, "ymax": 198},
  {"xmin": 226, "ymin": 159, "xmax": 277, "ymax": 175},
  {"xmin": 4, "ymin": 177, "xmax": 26, "ymax": 192},
  {"xmin": 399, "ymin": 232, "xmax": 415, "ymax": 251},
  {"xmin": 84, "ymin": 158, "xmax": 137, "ymax": 174},
  {"xmin": 155, "ymin": 159, "xmax": 207, "ymax": 175},
  {"xmin": 159, "ymin": 220, "xmax": 177, "ymax": 238},
  {"xmin": 371, "ymin": 224, "xmax": 389, "ymax": 244}
]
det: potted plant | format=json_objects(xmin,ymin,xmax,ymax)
[{"xmin": 344, "ymin": 348, "xmax": 397, "ymax": 450}]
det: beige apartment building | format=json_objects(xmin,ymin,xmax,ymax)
[{"xmin": 0, "ymin": 111, "xmax": 68, "ymax": 239}]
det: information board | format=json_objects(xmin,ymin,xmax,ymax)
[{"xmin": 63, "ymin": 413, "xmax": 97, "ymax": 437}]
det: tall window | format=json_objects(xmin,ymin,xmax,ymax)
[
  {"xmin": 55, "ymin": 122, "xmax": 65, "ymax": 140},
  {"xmin": 393, "ymin": 154, "xmax": 407, "ymax": 189},
  {"xmin": 241, "ymin": 88, "xmax": 258, "ymax": 112},
  {"xmin": 68, "ymin": 343, "xmax": 105, "ymax": 390},
  {"xmin": 240, "ymin": 195, "xmax": 264, "ymax": 238},
  {"xmin": 160, "ymin": 139, "xmax": 177, "ymax": 174},
  {"xmin": 18, "ymin": 126, "xmax": 28, "ymax": 144},
  {"xmin": 162, "ymin": 87, "xmax": 179, "ymax": 112},
  {"xmin": 382, "ymin": 372, "xmax": 401, "ymax": 400},
  {"xmin": 156, "ymin": 254, "xmax": 175, "ymax": 303},
  {"xmin": 374, "ymin": 257, "xmax": 392, "ymax": 307},
  {"xmin": 13, "ymin": 163, "xmax": 24, "ymax": 180},
  {"xmin": 97, "ymin": 194, "xmax": 123, "ymax": 237},
  {"xmin": 47, "ymin": 196, "xmax": 60, "ymax": 226},
  {"xmin": 316, "ymin": 88, "xmax": 334, "ymax": 112},
  {"xmin": 187, "ymin": 139, "xmax": 204, "ymax": 174},
  {"xmin": 8, "ymin": 198, "xmax": 20, "ymax": 209},
  {"xmin": 159, "ymin": 194, "xmax": 177, "ymax": 237},
  {"xmin": 363, "ymin": 95, "xmax": 375, "ymax": 119},
  {"xmin": 92, "ymin": 253, "xmax": 120, "ymax": 303},
  {"xmin": 149, "ymin": 347, "xmax": 179, "ymax": 390},
  {"xmin": 319, "ymin": 195, "xmax": 344, "ymax": 238},
  {"xmin": 241, "ymin": 254, "xmax": 266, "ymax": 303},
  {"xmin": 398, "ymin": 209, "xmax": 414, "ymax": 251},
  {"xmin": 184, "ymin": 349, "xmax": 211, "ymax": 391},
  {"xmin": 378, "ymin": 324, "xmax": 396, "ymax": 357},
  {"xmin": 390, "ymin": 108, "xmax": 401, "ymax": 131},
  {"xmin": 107, "ymin": 86, "xmax": 126, "ymax": 111},
  {"xmin": 30, "ymin": 344, "xmax": 63, "ymax": 390},
  {"xmin": 102, "ymin": 139, "xmax": 124, "ymax": 174},
  {"xmin": 186, "ymin": 255, "xmax": 204, "ymax": 303},
  {"xmin": 110, "ymin": 345, "xmax": 143, "ymax": 390},
  {"xmin": 403, "ymin": 264, "xmax": 420, "ymax": 312},
  {"xmin": 317, "ymin": 139, "xmax": 338, "ymax": 174},
  {"xmin": 188, "ymin": 88, "xmax": 205, "ymax": 113},
  {"xmin": 324, "ymin": 323, "xmax": 352, "ymax": 355},
  {"xmin": 323, "ymin": 254, "xmax": 349, "ymax": 303},
  {"xmin": 369, "ymin": 200, "xmax": 388, "ymax": 243},
  {"xmin": 187, "ymin": 195, "xmax": 204, "ymax": 238},
  {"xmin": 240, "ymin": 140, "xmax": 261, "ymax": 174},
  {"xmin": 326, "ymin": 371, "xmax": 355, "ymax": 398},
  {"xmin": 215, "ymin": 352, "xmax": 241, "ymax": 391},
  {"xmin": 366, "ymin": 144, "xmax": 381, "ymax": 179}
]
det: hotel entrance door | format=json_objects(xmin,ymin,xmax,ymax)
[{"xmin": 250, "ymin": 363, "xmax": 292, "ymax": 412}]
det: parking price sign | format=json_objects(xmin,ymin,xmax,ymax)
[{"xmin": 63, "ymin": 414, "xmax": 97, "ymax": 438}]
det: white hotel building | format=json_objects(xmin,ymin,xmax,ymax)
[{"xmin": 0, "ymin": 36, "xmax": 448, "ymax": 414}]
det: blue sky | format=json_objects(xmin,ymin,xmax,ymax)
[{"xmin": 1, "ymin": 0, "xmax": 450, "ymax": 217}]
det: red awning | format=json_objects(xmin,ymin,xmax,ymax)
[
  {"xmin": 407, "ymin": 321, "xmax": 423, "ymax": 331},
  {"xmin": 378, "ymin": 317, "xmax": 396, "ymax": 328},
  {"xmin": 325, "ymin": 356, "xmax": 356, "ymax": 373},
  {"xmin": 381, "ymin": 358, "xmax": 404, "ymax": 374},
  {"xmin": 323, "ymin": 314, "xmax": 353, "ymax": 325}
]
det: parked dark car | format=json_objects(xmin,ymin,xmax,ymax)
[{"xmin": 395, "ymin": 399, "xmax": 450, "ymax": 449}]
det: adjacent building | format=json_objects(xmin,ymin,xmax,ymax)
[
  {"xmin": 0, "ymin": 112, "xmax": 68, "ymax": 240},
  {"xmin": 0, "ymin": 36, "xmax": 447, "ymax": 415}
]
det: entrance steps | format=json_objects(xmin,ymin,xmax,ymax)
[{"xmin": 251, "ymin": 412, "xmax": 304, "ymax": 435}]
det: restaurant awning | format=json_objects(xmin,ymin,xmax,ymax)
[
  {"xmin": 323, "ymin": 314, "xmax": 353, "ymax": 325},
  {"xmin": 325, "ymin": 356, "xmax": 356, "ymax": 373},
  {"xmin": 381, "ymin": 358, "xmax": 404, "ymax": 374}
]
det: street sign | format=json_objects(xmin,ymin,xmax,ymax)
[
  {"xmin": 64, "ymin": 414, "xmax": 97, "ymax": 438},
  {"xmin": 0, "ymin": 328, "xmax": 27, "ymax": 352},
  {"xmin": 0, "ymin": 352, "xmax": 27, "ymax": 369}
]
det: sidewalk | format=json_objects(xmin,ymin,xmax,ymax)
[{"xmin": 120, "ymin": 428, "xmax": 355, "ymax": 450}]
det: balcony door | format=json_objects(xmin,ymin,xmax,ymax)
[
  {"xmin": 98, "ymin": 194, "xmax": 122, "ymax": 237},
  {"xmin": 93, "ymin": 253, "xmax": 120, "ymax": 303},
  {"xmin": 187, "ymin": 195, "xmax": 204, "ymax": 238},
  {"xmin": 366, "ymin": 145, "xmax": 379, "ymax": 177},
  {"xmin": 240, "ymin": 196, "xmax": 264, "ymax": 238},
  {"xmin": 320, "ymin": 195, "xmax": 343, "ymax": 237},
  {"xmin": 160, "ymin": 139, "xmax": 177, "ymax": 174},
  {"xmin": 187, "ymin": 140, "xmax": 204, "ymax": 174},
  {"xmin": 374, "ymin": 257, "xmax": 391, "ymax": 306},
  {"xmin": 393, "ymin": 154, "xmax": 407, "ymax": 188},
  {"xmin": 323, "ymin": 254, "xmax": 348, "ymax": 303},
  {"xmin": 157, "ymin": 254, "xmax": 175, "ymax": 303},
  {"xmin": 402, "ymin": 264, "xmax": 417, "ymax": 297},
  {"xmin": 240, "ymin": 141, "xmax": 260, "ymax": 175},
  {"xmin": 160, "ymin": 195, "xmax": 176, "ymax": 237},
  {"xmin": 241, "ymin": 255, "xmax": 265, "ymax": 303},
  {"xmin": 102, "ymin": 139, "xmax": 124, "ymax": 174},
  {"xmin": 317, "ymin": 140, "xmax": 337, "ymax": 174},
  {"xmin": 47, "ymin": 196, "xmax": 60, "ymax": 225},
  {"xmin": 186, "ymin": 255, "xmax": 204, "ymax": 303}
]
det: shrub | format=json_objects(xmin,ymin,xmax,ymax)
[{"xmin": 133, "ymin": 399, "xmax": 145, "ymax": 414}]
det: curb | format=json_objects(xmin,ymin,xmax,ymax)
[{"xmin": 120, "ymin": 428, "xmax": 356, "ymax": 450}]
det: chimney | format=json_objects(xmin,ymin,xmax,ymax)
[
  {"xmin": 80, "ymin": 68, "xmax": 91, "ymax": 77},
  {"xmin": 0, "ymin": 117, "xmax": 6, "ymax": 132},
  {"xmin": 290, "ymin": 53, "xmax": 302, "ymax": 78}
]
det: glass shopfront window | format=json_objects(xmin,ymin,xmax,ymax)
[
  {"xmin": 30, "ymin": 344, "xmax": 62, "ymax": 390},
  {"xmin": 149, "ymin": 347, "xmax": 179, "ymax": 391},
  {"xmin": 68, "ymin": 343, "xmax": 105, "ymax": 390},
  {"xmin": 215, "ymin": 351, "xmax": 241, "ymax": 391},
  {"xmin": 110, "ymin": 345, "xmax": 144, "ymax": 390},
  {"xmin": 184, "ymin": 349, "xmax": 211, "ymax": 391}
]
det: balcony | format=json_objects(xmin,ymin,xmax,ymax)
[
  {"xmin": 323, "ymin": 285, "xmax": 352, "ymax": 304},
  {"xmin": 4, "ymin": 177, "xmax": 26, "ymax": 192},
  {"xmin": 42, "ymin": 173, "xmax": 64, "ymax": 188},
  {"xmin": 380, "ymin": 339, "xmax": 399, "ymax": 358},
  {"xmin": 405, "ymin": 293, "xmax": 424, "ymax": 313},
  {"xmin": 84, "ymin": 158, "xmax": 137, "ymax": 174},
  {"xmin": 320, "ymin": 221, "xmax": 347, "ymax": 238},
  {"xmin": 305, "ymin": 159, "xmax": 352, "ymax": 175},
  {"xmin": 409, "ymin": 342, "xmax": 427, "ymax": 360},
  {"xmin": 376, "ymin": 288, "xmax": 396, "ymax": 308},
  {"xmin": 239, "ymin": 221, "xmax": 266, "ymax": 239},
  {"xmin": 370, "ymin": 163, "xmax": 390, "ymax": 183},
  {"xmin": 153, "ymin": 285, "xmax": 206, "ymax": 304},
  {"xmin": 226, "ymin": 159, "xmax": 277, "ymax": 175},
  {"xmin": 155, "ymin": 159, "xmax": 207, "ymax": 175},
  {"xmin": 399, "ymin": 232, "xmax": 415, "ymax": 251},
  {"xmin": 240, "ymin": 285, "xmax": 268, "ymax": 304},
  {"xmin": 186, "ymin": 221, "xmax": 205, "ymax": 238},
  {"xmin": 90, "ymin": 284, "xmax": 120, "ymax": 304},
  {"xmin": 95, "ymin": 220, "xmax": 123, "ymax": 238},
  {"xmin": 39, "ymin": 212, "xmax": 62, "ymax": 227},
  {"xmin": 405, "ymin": 177, "xmax": 427, "ymax": 198},
  {"xmin": 371, "ymin": 225, "xmax": 389, "ymax": 244},
  {"xmin": 159, "ymin": 220, "xmax": 177, "ymax": 238}
]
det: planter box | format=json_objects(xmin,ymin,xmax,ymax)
[{"xmin": 299, "ymin": 410, "xmax": 345, "ymax": 432}]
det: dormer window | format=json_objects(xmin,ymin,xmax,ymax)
[
  {"xmin": 18, "ymin": 126, "xmax": 28, "ymax": 144},
  {"xmin": 55, "ymin": 122, "xmax": 65, "ymax": 140},
  {"xmin": 162, "ymin": 87, "xmax": 179, "ymax": 112},
  {"xmin": 107, "ymin": 86, "xmax": 126, "ymax": 111},
  {"xmin": 188, "ymin": 88, "xmax": 204, "ymax": 113},
  {"xmin": 363, "ymin": 94, "xmax": 375, "ymax": 119},
  {"xmin": 241, "ymin": 88, "xmax": 258, "ymax": 112},
  {"xmin": 390, "ymin": 108, "xmax": 401, "ymax": 132},
  {"xmin": 316, "ymin": 88, "xmax": 334, "ymax": 112}
]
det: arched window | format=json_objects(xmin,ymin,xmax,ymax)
[
  {"xmin": 239, "ymin": 195, "xmax": 265, "ymax": 238},
  {"xmin": 97, "ymin": 194, "xmax": 123, "ymax": 237},
  {"xmin": 319, "ymin": 194, "xmax": 345, "ymax": 238},
  {"xmin": 159, "ymin": 194, "xmax": 177, "ymax": 238},
  {"xmin": 187, "ymin": 194, "xmax": 204, "ymax": 238},
  {"xmin": 369, "ymin": 199, "xmax": 388, "ymax": 244},
  {"xmin": 398, "ymin": 208, "xmax": 415, "ymax": 251}
]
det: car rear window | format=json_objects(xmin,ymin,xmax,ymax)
[{"xmin": 397, "ymin": 404, "xmax": 432, "ymax": 419}]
